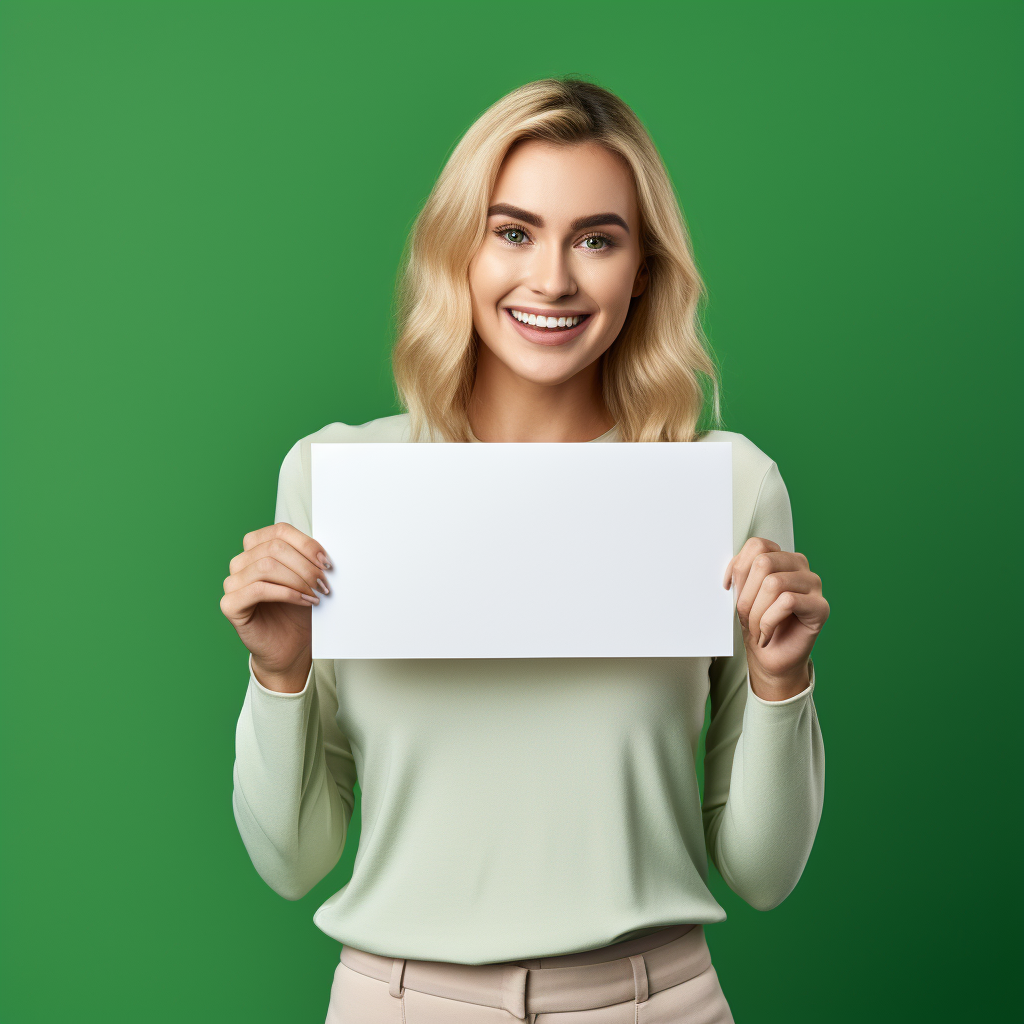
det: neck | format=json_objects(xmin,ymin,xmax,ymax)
[{"xmin": 467, "ymin": 346, "xmax": 615, "ymax": 442}]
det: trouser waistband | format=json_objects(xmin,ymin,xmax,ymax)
[{"xmin": 340, "ymin": 923, "xmax": 710, "ymax": 1019}]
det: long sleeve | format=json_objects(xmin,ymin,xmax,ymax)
[
  {"xmin": 230, "ymin": 441, "xmax": 358, "ymax": 900},
  {"xmin": 701, "ymin": 460, "xmax": 825, "ymax": 911}
]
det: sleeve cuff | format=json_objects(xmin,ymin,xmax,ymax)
[
  {"xmin": 746, "ymin": 660, "xmax": 816, "ymax": 706},
  {"xmin": 248, "ymin": 652, "xmax": 314, "ymax": 699}
]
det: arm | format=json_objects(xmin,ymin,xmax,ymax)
[
  {"xmin": 230, "ymin": 441, "xmax": 358, "ymax": 900},
  {"xmin": 701, "ymin": 461, "xmax": 825, "ymax": 911}
]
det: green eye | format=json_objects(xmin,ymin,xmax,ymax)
[{"xmin": 493, "ymin": 224, "xmax": 616, "ymax": 252}]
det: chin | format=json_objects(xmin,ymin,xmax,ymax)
[{"xmin": 501, "ymin": 352, "xmax": 592, "ymax": 387}]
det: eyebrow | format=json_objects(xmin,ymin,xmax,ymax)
[{"xmin": 486, "ymin": 203, "xmax": 630, "ymax": 235}]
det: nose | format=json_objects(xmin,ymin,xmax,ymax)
[{"xmin": 524, "ymin": 240, "xmax": 577, "ymax": 300}]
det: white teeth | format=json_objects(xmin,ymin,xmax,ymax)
[{"xmin": 510, "ymin": 309, "xmax": 583, "ymax": 329}]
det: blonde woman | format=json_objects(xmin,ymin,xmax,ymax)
[{"xmin": 224, "ymin": 77, "xmax": 828, "ymax": 1024}]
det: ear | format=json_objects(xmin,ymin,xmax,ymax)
[{"xmin": 631, "ymin": 259, "xmax": 649, "ymax": 299}]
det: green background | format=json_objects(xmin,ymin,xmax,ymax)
[{"xmin": 2, "ymin": 2, "xmax": 1021, "ymax": 1021}]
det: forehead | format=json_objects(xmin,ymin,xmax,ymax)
[{"xmin": 490, "ymin": 139, "xmax": 637, "ymax": 225}]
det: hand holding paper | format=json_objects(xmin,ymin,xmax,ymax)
[
  {"xmin": 725, "ymin": 536, "xmax": 830, "ymax": 699},
  {"xmin": 220, "ymin": 521, "xmax": 333, "ymax": 692}
]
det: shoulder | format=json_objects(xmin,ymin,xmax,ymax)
[
  {"xmin": 695, "ymin": 429, "xmax": 789, "ymax": 551},
  {"xmin": 300, "ymin": 411, "xmax": 412, "ymax": 447},
  {"xmin": 275, "ymin": 413, "xmax": 412, "ymax": 519},
  {"xmin": 695, "ymin": 428, "xmax": 776, "ymax": 483},
  {"xmin": 283, "ymin": 411, "xmax": 411, "ymax": 465}
]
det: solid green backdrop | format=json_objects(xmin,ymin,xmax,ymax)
[{"xmin": 1, "ymin": 2, "xmax": 1021, "ymax": 1022}]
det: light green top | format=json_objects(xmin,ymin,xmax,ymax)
[{"xmin": 231, "ymin": 413, "xmax": 825, "ymax": 964}]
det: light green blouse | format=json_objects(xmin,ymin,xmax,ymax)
[{"xmin": 231, "ymin": 413, "xmax": 825, "ymax": 964}]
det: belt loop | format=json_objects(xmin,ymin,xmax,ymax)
[
  {"xmin": 389, "ymin": 957, "xmax": 406, "ymax": 998},
  {"xmin": 501, "ymin": 965, "xmax": 529, "ymax": 1019},
  {"xmin": 629, "ymin": 953, "xmax": 649, "ymax": 1003}
]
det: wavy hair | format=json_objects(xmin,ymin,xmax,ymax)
[{"xmin": 391, "ymin": 76, "xmax": 722, "ymax": 442}]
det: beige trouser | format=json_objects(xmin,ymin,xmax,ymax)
[{"xmin": 324, "ymin": 923, "xmax": 735, "ymax": 1023}]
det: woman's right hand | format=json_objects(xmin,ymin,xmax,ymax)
[{"xmin": 220, "ymin": 522, "xmax": 332, "ymax": 693}]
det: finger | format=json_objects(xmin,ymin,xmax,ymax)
[
  {"xmin": 745, "ymin": 570, "xmax": 820, "ymax": 642},
  {"xmin": 737, "ymin": 551, "xmax": 808, "ymax": 633},
  {"xmin": 722, "ymin": 552, "xmax": 737, "ymax": 589},
  {"xmin": 242, "ymin": 522, "xmax": 332, "ymax": 571},
  {"xmin": 757, "ymin": 591, "xmax": 830, "ymax": 646},
  {"xmin": 220, "ymin": 579, "xmax": 318, "ymax": 624},
  {"xmin": 224, "ymin": 556, "xmax": 321, "ymax": 602},
  {"xmin": 723, "ymin": 537, "xmax": 765, "ymax": 589},
  {"xmin": 728, "ymin": 536, "xmax": 782, "ymax": 587},
  {"xmin": 723, "ymin": 538, "xmax": 752, "ymax": 589},
  {"xmin": 734, "ymin": 547, "xmax": 805, "ymax": 596},
  {"xmin": 231, "ymin": 536, "xmax": 330, "ymax": 595},
  {"xmin": 732, "ymin": 541, "xmax": 785, "ymax": 627}
]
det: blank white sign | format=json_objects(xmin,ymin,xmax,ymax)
[{"xmin": 310, "ymin": 441, "xmax": 733, "ymax": 659}]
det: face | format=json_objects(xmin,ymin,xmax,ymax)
[{"xmin": 468, "ymin": 139, "xmax": 648, "ymax": 388}]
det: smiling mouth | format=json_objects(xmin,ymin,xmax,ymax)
[
  {"xmin": 502, "ymin": 306, "xmax": 594, "ymax": 346},
  {"xmin": 506, "ymin": 309, "xmax": 591, "ymax": 331}
]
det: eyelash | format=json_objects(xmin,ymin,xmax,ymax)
[{"xmin": 493, "ymin": 222, "xmax": 618, "ymax": 253}]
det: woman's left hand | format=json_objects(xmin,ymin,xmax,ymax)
[{"xmin": 724, "ymin": 537, "xmax": 830, "ymax": 700}]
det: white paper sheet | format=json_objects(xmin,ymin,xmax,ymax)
[{"xmin": 310, "ymin": 441, "xmax": 733, "ymax": 659}]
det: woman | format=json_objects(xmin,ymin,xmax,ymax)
[{"xmin": 224, "ymin": 77, "xmax": 828, "ymax": 1024}]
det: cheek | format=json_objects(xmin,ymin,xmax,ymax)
[
  {"xmin": 588, "ymin": 266, "xmax": 636, "ymax": 312},
  {"xmin": 469, "ymin": 250, "xmax": 512, "ymax": 300}
]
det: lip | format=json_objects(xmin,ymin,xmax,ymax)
[{"xmin": 502, "ymin": 307, "xmax": 594, "ymax": 347}]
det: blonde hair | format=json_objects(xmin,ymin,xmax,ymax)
[{"xmin": 391, "ymin": 76, "xmax": 722, "ymax": 442}]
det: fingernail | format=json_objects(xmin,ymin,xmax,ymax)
[
  {"xmin": 301, "ymin": 593, "xmax": 319, "ymax": 604},
  {"xmin": 316, "ymin": 577, "xmax": 330, "ymax": 595},
  {"xmin": 317, "ymin": 552, "xmax": 332, "ymax": 571}
]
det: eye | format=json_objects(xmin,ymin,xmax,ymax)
[
  {"xmin": 491, "ymin": 223, "xmax": 619, "ymax": 253},
  {"xmin": 494, "ymin": 223, "xmax": 531, "ymax": 246}
]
